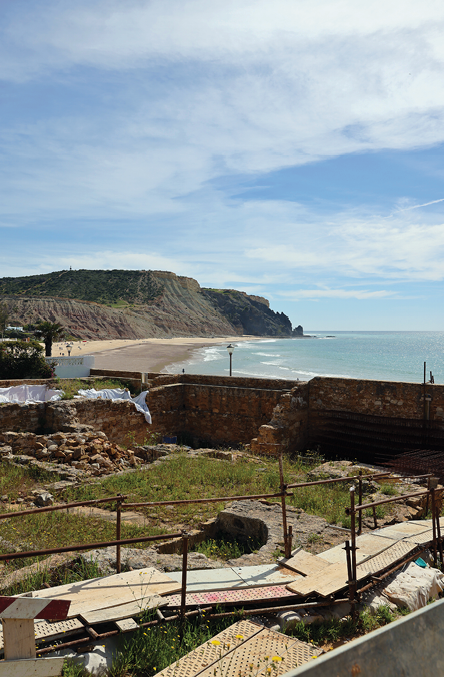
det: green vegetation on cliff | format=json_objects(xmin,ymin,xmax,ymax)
[{"xmin": 0, "ymin": 270, "xmax": 164, "ymax": 306}]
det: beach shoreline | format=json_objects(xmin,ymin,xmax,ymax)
[{"xmin": 51, "ymin": 336, "xmax": 263, "ymax": 374}]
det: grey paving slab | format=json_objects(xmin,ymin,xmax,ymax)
[
  {"xmin": 373, "ymin": 522, "xmax": 433, "ymax": 541},
  {"xmin": 167, "ymin": 568, "xmax": 245, "ymax": 593},
  {"xmin": 232, "ymin": 564, "xmax": 300, "ymax": 586}
]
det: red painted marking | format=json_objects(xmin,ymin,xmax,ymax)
[{"xmin": 35, "ymin": 599, "xmax": 71, "ymax": 620}]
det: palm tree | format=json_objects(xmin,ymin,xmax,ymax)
[{"xmin": 34, "ymin": 321, "xmax": 66, "ymax": 357}]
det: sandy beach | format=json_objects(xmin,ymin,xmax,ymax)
[{"xmin": 51, "ymin": 336, "xmax": 258, "ymax": 374}]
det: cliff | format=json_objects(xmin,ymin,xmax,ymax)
[{"xmin": 0, "ymin": 270, "xmax": 295, "ymax": 340}]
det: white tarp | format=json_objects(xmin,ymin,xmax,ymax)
[
  {"xmin": 0, "ymin": 384, "xmax": 63, "ymax": 404},
  {"xmin": 382, "ymin": 561, "xmax": 444, "ymax": 612},
  {"xmin": 75, "ymin": 388, "xmax": 152, "ymax": 424}
]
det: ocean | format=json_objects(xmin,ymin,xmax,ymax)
[{"xmin": 165, "ymin": 331, "xmax": 444, "ymax": 384}]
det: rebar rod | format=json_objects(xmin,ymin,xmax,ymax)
[
  {"xmin": 116, "ymin": 495, "xmax": 123, "ymax": 574},
  {"xmin": 279, "ymin": 453, "xmax": 289, "ymax": 558},
  {"xmin": 180, "ymin": 533, "xmax": 189, "ymax": 623}
]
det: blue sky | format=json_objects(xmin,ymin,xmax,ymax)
[{"xmin": 0, "ymin": 0, "xmax": 444, "ymax": 330}]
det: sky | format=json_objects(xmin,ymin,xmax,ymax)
[{"xmin": 0, "ymin": 0, "xmax": 444, "ymax": 331}]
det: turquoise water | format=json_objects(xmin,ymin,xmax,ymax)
[{"xmin": 166, "ymin": 331, "xmax": 444, "ymax": 384}]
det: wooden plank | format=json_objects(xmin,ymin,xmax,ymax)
[
  {"xmin": 279, "ymin": 549, "xmax": 332, "ymax": 576},
  {"xmin": 29, "ymin": 568, "xmax": 180, "ymax": 618},
  {"xmin": 80, "ymin": 594, "xmax": 167, "ymax": 625},
  {"xmin": 0, "ymin": 657, "xmax": 64, "ymax": 677},
  {"xmin": 317, "ymin": 534, "xmax": 394, "ymax": 565},
  {"xmin": 2, "ymin": 619, "xmax": 36, "ymax": 660},
  {"xmin": 286, "ymin": 562, "xmax": 349, "ymax": 597},
  {"xmin": 115, "ymin": 618, "xmax": 139, "ymax": 632}
]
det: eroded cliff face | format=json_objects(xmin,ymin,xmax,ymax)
[{"xmin": 1, "ymin": 270, "xmax": 294, "ymax": 340}]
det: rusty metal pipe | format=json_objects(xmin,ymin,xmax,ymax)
[
  {"xmin": 180, "ymin": 533, "xmax": 188, "ymax": 623},
  {"xmin": 287, "ymin": 472, "xmax": 393, "ymax": 490},
  {"xmin": 0, "ymin": 532, "xmax": 183, "ymax": 562},
  {"xmin": 347, "ymin": 489, "xmax": 438, "ymax": 514},
  {"xmin": 126, "ymin": 490, "xmax": 293, "ymax": 508},
  {"xmin": 116, "ymin": 495, "xmax": 123, "ymax": 574},
  {"xmin": 0, "ymin": 494, "xmax": 128, "ymax": 520},
  {"xmin": 207, "ymin": 599, "xmax": 351, "ymax": 619},
  {"xmin": 349, "ymin": 487, "xmax": 357, "ymax": 615},
  {"xmin": 279, "ymin": 453, "xmax": 289, "ymax": 558},
  {"xmin": 358, "ymin": 471, "xmax": 363, "ymax": 535},
  {"xmin": 431, "ymin": 488, "xmax": 437, "ymax": 564}
]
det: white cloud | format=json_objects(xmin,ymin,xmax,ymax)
[{"xmin": 276, "ymin": 288, "xmax": 397, "ymax": 300}]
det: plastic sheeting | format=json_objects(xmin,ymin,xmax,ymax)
[
  {"xmin": 75, "ymin": 388, "xmax": 152, "ymax": 424},
  {"xmin": 0, "ymin": 384, "xmax": 63, "ymax": 403}
]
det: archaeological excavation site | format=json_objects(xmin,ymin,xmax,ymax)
[{"xmin": 0, "ymin": 370, "xmax": 444, "ymax": 677}]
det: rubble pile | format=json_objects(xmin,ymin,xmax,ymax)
[{"xmin": 0, "ymin": 431, "xmax": 144, "ymax": 477}]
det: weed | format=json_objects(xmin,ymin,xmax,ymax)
[
  {"xmin": 380, "ymin": 484, "xmax": 398, "ymax": 496},
  {"xmin": 307, "ymin": 532, "xmax": 323, "ymax": 545},
  {"xmin": 193, "ymin": 534, "xmax": 262, "ymax": 561}
]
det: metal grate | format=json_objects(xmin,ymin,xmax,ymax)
[
  {"xmin": 157, "ymin": 620, "xmax": 262, "ymax": 677},
  {"xmin": 157, "ymin": 621, "xmax": 321, "ymax": 677},
  {"xmin": 357, "ymin": 540, "xmax": 417, "ymax": 576},
  {"xmin": 164, "ymin": 586, "xmax": 299, "ymax": 608}
]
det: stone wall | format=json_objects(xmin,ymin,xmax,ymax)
[
  {"xmin": 0, "ymin": 373, "xmax": 444, "ymax": 458},
  {"xmin": 308, "ymin": 377, "xmax": 444, "ymax": 420},
  {"xmin": 181, "ymin": 383, "xmax": 288, "ymax": 447}
]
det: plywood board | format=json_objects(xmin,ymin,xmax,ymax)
[
  {"xmin": 80, "ymin": 595, "xmax": 167, "ymax": 625},
  {"xmin": 317, "ymin": 533, "xmax": 394, "ymax": 565},
  {"xmin": 286, "ymin": 561, "xmax": 349, "ymax": 597},
  {"xmin": 27, "ymin": 568, "xmax": 180, "ymax": 618},
  {"xmin": 232, "ymin": 564, "xmax": 300, "ymax": 587},
  {"xmin": 280, "ymin": 549, "xmax": 333, "ymax": 576}
]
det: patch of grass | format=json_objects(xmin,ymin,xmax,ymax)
[
  {"xmin": 0, "ymin": 508, "xmax": 166, "ymax": 563},
  {"xmin": 55, "ymin": 377, "xmax": 141, "ymax": 399},
  {"xmin": 379, "ymin": 483, "xmax": 399, "ymax": 496},
  {"xmin": 1, "ymin": 556, "xmax": 103, "ymax": 596},
  {"xmin": 0, "ymin": 463, "xmax": 56, "ymax": 502},
  {"xmin": 62, "ymin": 454, "xmax": 283, "ymax": 528},
  {"xmin": 192, "ymin": 533, "xmax": 262, "ymax": 561},
  {"xmin": 288, "ymin": 605, "xmax": 407, "ymax": 648},
  {"xmin": 107, "ymin": 610, "xmax": 243, "ymax": 677},
  {"xmin": 307, "ymin": 532, "xmax": 323, "ymax": 545}
]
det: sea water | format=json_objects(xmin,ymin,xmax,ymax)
[{"xmin": 166, "ymin": 331, "xmax": 444, "ymax": 384}]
